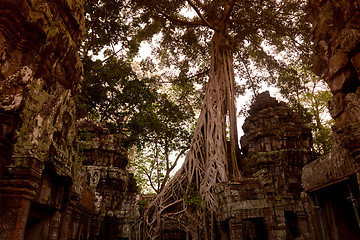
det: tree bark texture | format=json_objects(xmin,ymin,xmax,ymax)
[{"xmin": 138, "ymin": 30, "xmax": 239, "ymax": 240}]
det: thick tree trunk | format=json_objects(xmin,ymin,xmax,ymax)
[
  {"xmin": 185, "ymin": 30, "xmax": 240, "ymax": 239},
  {"xmin": 140, "ymin": 30, "xmax": 240, "ymax": 240}
]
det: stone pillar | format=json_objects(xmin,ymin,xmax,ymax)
[
  {"xmin": 0, "ymin": 157, "xmax": 43, "ymax": 240},
  {"xmin": 0, "ymin": 0, "xmax": 84, "ymax": 239},
  {"xmin": 48, "ymin": 211, "xmax": 62, "ymax": 240},
  {"xmin": 298, "ymin": 213, "xmax": 310, "ymax": 239},
  {"xmin": 229, "ymin": 220, "xmax": 242, "ymax": 240},
  {"xmin": 58, "ymin": 202, "xmax": 75, "ymax": 240}
]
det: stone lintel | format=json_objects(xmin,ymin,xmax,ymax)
[{"xmin": 302, "ymin": 147, "xmax": 356, "ymax": 191}]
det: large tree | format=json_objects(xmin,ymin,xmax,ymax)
[
  {"xmin": 78, "ymin": 0, "xmax": 201, "ymax": 195},
  {"xmin": 132, "ymin": 0, "xmax": 310, "ymax": 239},
  {"xmin": 276, "ymin": 65, "xmax": 333, "ymax": 154}
]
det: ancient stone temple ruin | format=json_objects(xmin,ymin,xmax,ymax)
[
  {"xmin": 0, "ymin": 1, "xmax": 138, "ymax": 240},
  {"xmin": 77, "ymin": 120, "xmax": 139, "ymax": 239},
  {"xmin": 301, "ymin": 0, "xmax": 360, "ymax": 239},
  {"xmin": 1, "ymin": 0, "xmax": 360, "ymax": 239},
  {"xmin": 217, "ymin": 91, "xmax": 316, "ymax": 239}
]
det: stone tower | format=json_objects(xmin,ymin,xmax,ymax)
[{"xmin": 217, "ymin": 91, "xmax": 315, "ymax": 240}]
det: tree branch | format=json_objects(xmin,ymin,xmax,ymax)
[
  {"xmin": 239, "ymin": 54, "xmax": 259, "ymax": 96},
  {"xmin": 154, "ymin": 147, "xmax": 187, "ymax": 193},
  {"xmin": 233, "ymin": 1, "xmax": 310, "ymax": 51},
  {"xmin": 138, "ymin": 165, "xmax": 159, "ymax": 193},
  {"xmin": 192, "ymin": 0, "xmax": 205, "ymax": 9},
  {"xmin": 186, "ymin": 0, "xmax": 218, "ymax": 30},
  {"xmin": 86, "ymin": 48, "xmax": 124, "ymax": 71},
  {"xmin": 222, "ymin": 0, "xmax": 235, "ymax": 23},
  {"xmin": 154, "ymin": 69, "xmax": 209, "ymax": 85},
  {"xmin": 151, "ymin": 0, "xmax": 207, "ymax": 27},
  {"xmin": 169, "ymin": 148, "xmax": 187, "ymax": 172}
]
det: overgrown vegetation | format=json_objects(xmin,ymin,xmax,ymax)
[
  {"xmin": 78, "ymin": 0, "xmax": 198, "ymax": 194},
  {"xmin": 138, "ymin": 199, "xmax": 148, "ymax": 216},
  {"xmin": 276, "ymin": 65, "xmax": 333, "ymax": 154},
  {"xmin": 78, "ymin": 0, "xmax": 332, "ymax": 239},
  {"xmin": 185, "ymin": 185, "xmax": 204, "ymax": 208}
]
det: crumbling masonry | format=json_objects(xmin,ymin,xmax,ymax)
[
  {"xmin": 301, "ymin": 0, "xmax": 360, "ymax": 239},
  {"xmin": 0, "ymin": 1, "xmax": 138, "ymax": 240},
  {"xmin": 215, "ymin": 0, "xmax": 360, "ymax": 239},
  {"xmin": 1, "ymin": 0, "xmax": 360, "ymax": 239},
  {"xmin": 216, "ymin": 91, "xmax": 316, "ymax": 239}
]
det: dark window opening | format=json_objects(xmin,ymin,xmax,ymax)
[
  {"xmin": 24, "ymin": 216, "xmax": 45, "ymax": 240},
  {"xmin": 285, "ymin": 211, "xmax": 300, "ymax": 239},
  {"xmin": 163, "ymin": 229, "xmax": 187, "ymax": 240},
  {"xmin": 24, "ymin": 202, "xmax": 54, "ymax": 240},
  {"xmin": 242, "ymin": 218, "xmax": 268, "ymax": 240},
  {"xmin": 219, "ymin": 220, "xmax": 231, "ymax": 240}
]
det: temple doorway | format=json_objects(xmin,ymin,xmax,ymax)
[
  {"xmin": 312, "ymin": 176, "xmax": 360, "ymax": 240},
  {"xmin": 24, "ymin": 203, "xmax": 53, "ymax": 240}
]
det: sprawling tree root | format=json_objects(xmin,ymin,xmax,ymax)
[{"xmin": 135, "ymin": 31, "xmax": 240, "ymax": 240}]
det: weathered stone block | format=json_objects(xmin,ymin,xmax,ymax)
[
  {"xmin": 302, "ymin": 146, "xmax": 355, "ymax": 191},
  {"xmin": 328, "ymin": 92, "xmax": 345, "ymax": 118},
  {"xmin": 351, "ymin": 51, "xmax": 360, "ymax": 80},
  {"xmin": 337, "ymin": 28, "xmax": 360, "ymax": 54},
  {"xmin": 334, "ymin": 111, "xmax": 350, "ymax": 130},
  {"xmin": 328, "ymin": 50, "xmax": 349, "ymax": 78},
  {"xmin": 311, "ymin": 52, "xmax": 329, "ymax": 78},
  {"xmin": 327, "ymin": 68, "xmax": 352, "ymax": 93}
]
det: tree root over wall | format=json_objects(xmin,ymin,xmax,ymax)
[{"xmin": 135, "ymin": 31, "xmax": 241, "ymax": 240}]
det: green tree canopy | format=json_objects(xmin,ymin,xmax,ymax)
[
  {"xmin": 127, "ymin": 0, "xmax": 313, "ymax": 239},
  {"xmin": 78, "ymin": 0, "xmax": 200, "ymax": 196},
  {"xmin": 276, "ymin": 65, "xmax": 333, "ymax": 154},
  {"xmin": 78, "ymin": 1, "xmax": 329, "ymax": 239}
]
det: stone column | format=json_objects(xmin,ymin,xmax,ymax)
[
  {"xmin": 48, "ymin": 211, "xmax": 62, "ymax": 240},
  {"xmin": 229, "ymin": 219, "xmax": 243, "ymax": 240},
  {"xmin": 0, "ymin": 0, "xmax": 84, "ymax": 239},
  {"xmin": 0, "ymin": 157, "xmax": 43, "ymax": 240}
]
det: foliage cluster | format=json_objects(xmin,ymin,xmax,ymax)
[
  {"xmin": 138, "ymin": 199, "xmax": 147, "ymax": 216},
  {"xmin": 276, "ymin": 65, "xmax": 333, "ymax": 154},
  {"xmin": 79, "ymin": 0, "xmax": 333, "ymax": 195},
  {"xmin": 185, "ymin": 184, "xmax": 204, "ymax": 208},
  {"xmin": 78, "ymin": 0, "xmax": 199, "ymax": 193}
]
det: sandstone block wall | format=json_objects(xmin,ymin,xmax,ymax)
[
  {"xmin": 77, "ymin": 119, "xmax": 139, "ymax": 240},
  {"xmin": 302, "ymin": 1, "xmax": 360, "ymax": 239},
  {"xmin": 0, "ymin": 1, "xmax": 139, "ymax": 240},
  {"xmin": 217, "ymin": 92, "xmax": 315, "ymax": 240},
  {"xmin": 302, "ymin": 0, "xmax": 360, "ymax": 199},
  {"xmin": 0, "ymin": 1, "xmax": 85, "ymax": 239}
]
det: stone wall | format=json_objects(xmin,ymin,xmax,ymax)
[
  {"xmin": 0, "ymin": 1, "xmax": 139, "ymax": 240},
  {"xmin": 302, "ymin": 0, "xmax": 360, "ymax": 239},
  {"xmin": 77, "ymin": 119, "xmax": 139, "ymax": 240},
  {"xmin": 217, "ymin": 92, "xmax": 315, "ymax": 240},
  {"xmin": 0, "ymin": 1, "xmax": 85, "ymax": 239},
  {"xmin": 3, "ymin": 0, "xmax": 360, "ymax": 239},
  {"xmin": 303, "ymin": 0, "xmax": 360, "ymax": 189}
]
